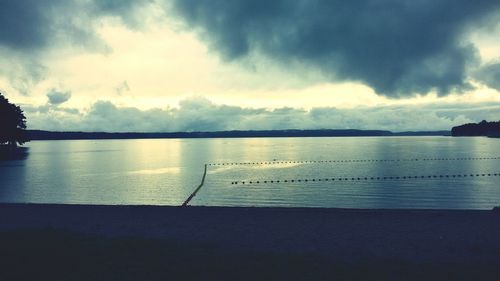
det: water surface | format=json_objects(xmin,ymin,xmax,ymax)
[{"xmin": 0, "ymin": 137, "xmax": 499, "ymax": 209}]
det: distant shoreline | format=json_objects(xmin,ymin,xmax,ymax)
[{"xmin": 26, "ymin": 129, "xmax": 451, "ymax": 141}]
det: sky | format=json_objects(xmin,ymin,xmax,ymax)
[{"xmin": 1, "ymin": 0, "xmax": 500, "ymax": 132}]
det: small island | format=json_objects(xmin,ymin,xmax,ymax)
[{"xmin": 451, "ymin": 120, "xmax": 500, "ymax": 137}]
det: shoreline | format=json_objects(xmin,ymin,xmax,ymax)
[
  {"xmin": 2, "ymin": 201, "xmax": 498, "ymax": 211},
  {"xmin": 25, "ymin": 129, "xmax": 451, "ymax": 141},
  {"xmin": 2, "ymin": 203, "xmax": 500, "ymax": 280}
]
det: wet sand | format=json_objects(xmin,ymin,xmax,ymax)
[{"xmin": 1, "ymin": 203, "xmax": 500, "ymax": 280}]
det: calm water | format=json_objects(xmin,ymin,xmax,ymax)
[{"xmin": 0, "ymin": 137, "xmax": 499, "ymax": 209}]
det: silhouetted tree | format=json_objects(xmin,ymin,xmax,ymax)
[{"xmin": 0, "ymin": 92, "xmax": 28, "ymax": 146}]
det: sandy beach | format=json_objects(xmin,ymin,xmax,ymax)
[{"xmin": 1, "ymin": 203, "xmax": 500, "ymax": 280}]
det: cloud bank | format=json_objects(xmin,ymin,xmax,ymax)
[
  {"xmin": 171, "ymin": 0, "xmax": 500, "ymax": 97},
  {"xmin": 24, "ymin": 97, "xmax": 500, "ymax": 132}
]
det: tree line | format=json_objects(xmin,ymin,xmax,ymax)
[{"xmin": 452, "ymin": 120, "xmax": 500, "ymax": 137}]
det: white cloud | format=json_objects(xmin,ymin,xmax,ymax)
[
  {"xmin": 115, "ymin": 80, "xmax": 131, "ymax": 95},
  {"xmin": 23, "ymin": 97, "xmax": 500, "ymax": 132}
]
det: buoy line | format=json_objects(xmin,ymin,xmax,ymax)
[
  {"xmin": 208, "ymin": 157, "xmax": 500, "ymax": 167},
  {"xmin": 229, "ymin": 172, "xmax": 500, "ymax": 185}
]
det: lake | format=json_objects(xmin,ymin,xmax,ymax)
[{"xmin": 1, "ymin": 137, "xmax": 499, "ymax": 209}]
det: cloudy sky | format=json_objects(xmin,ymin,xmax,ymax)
[{"xmin": 1, "ymin": 0, "xmax": 500, "ymax": 132}]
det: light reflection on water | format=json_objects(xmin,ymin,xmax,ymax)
[
  {"xmin": 0, "ymin": 137, "xmax": 499, "ymax": 209},
  {"xmin": 128, "ymin": 167, "xmax": 181, "ymax": 175}
]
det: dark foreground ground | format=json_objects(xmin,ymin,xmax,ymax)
[{"xmin": 1, "ymin": 204, "xmax": 500, "ymax": 280}]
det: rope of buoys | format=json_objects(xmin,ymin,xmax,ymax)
[
  {"xmin": 208, "ymin": 157, "xmax": 500, "ymax": 166},
  {"xmin": 229, "ymin": 172, "xmax": 499, "ymax": 185}
]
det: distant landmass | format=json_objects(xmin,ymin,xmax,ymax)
[
  {"xmin": 27, "ymin": 129, "xmax": 450, "ymax": 140},
  {"xmin": 451, "ymin": 120, "xmax": 500, "ymax": 137}
]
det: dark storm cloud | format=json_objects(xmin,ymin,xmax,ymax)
[
  {"xmin": 475, "ymin": 62, "xmax": 500, "ymax": 91},
  {"xmin": 0, "ymin": 0, "xmax": 92, "ymax": 51},
  {"xmin": 0, "ymin": 0, "xmax": 153, "ymax": 95},
  {"xmin": 0, "ymin": 0, "xmax": 153, "ymax": 52},
  {"xmin": 170, "ymin": 0, "xmax": 500, "ymax": 97},
  {"xmin": 47, "ymin": 89, "xmax": 72, "ymax": 105},
  {"xmin": 0, "ymin": 0, "xmax": 57, "ymax": 50},
  {"xmin": 90, "ymin": 0, "xmax": 156, "ymax": 29}
]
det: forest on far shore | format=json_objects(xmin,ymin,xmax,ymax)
[{"xmin": 452, "ymin": 120, "xmax": 500, "ymax": 137}]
